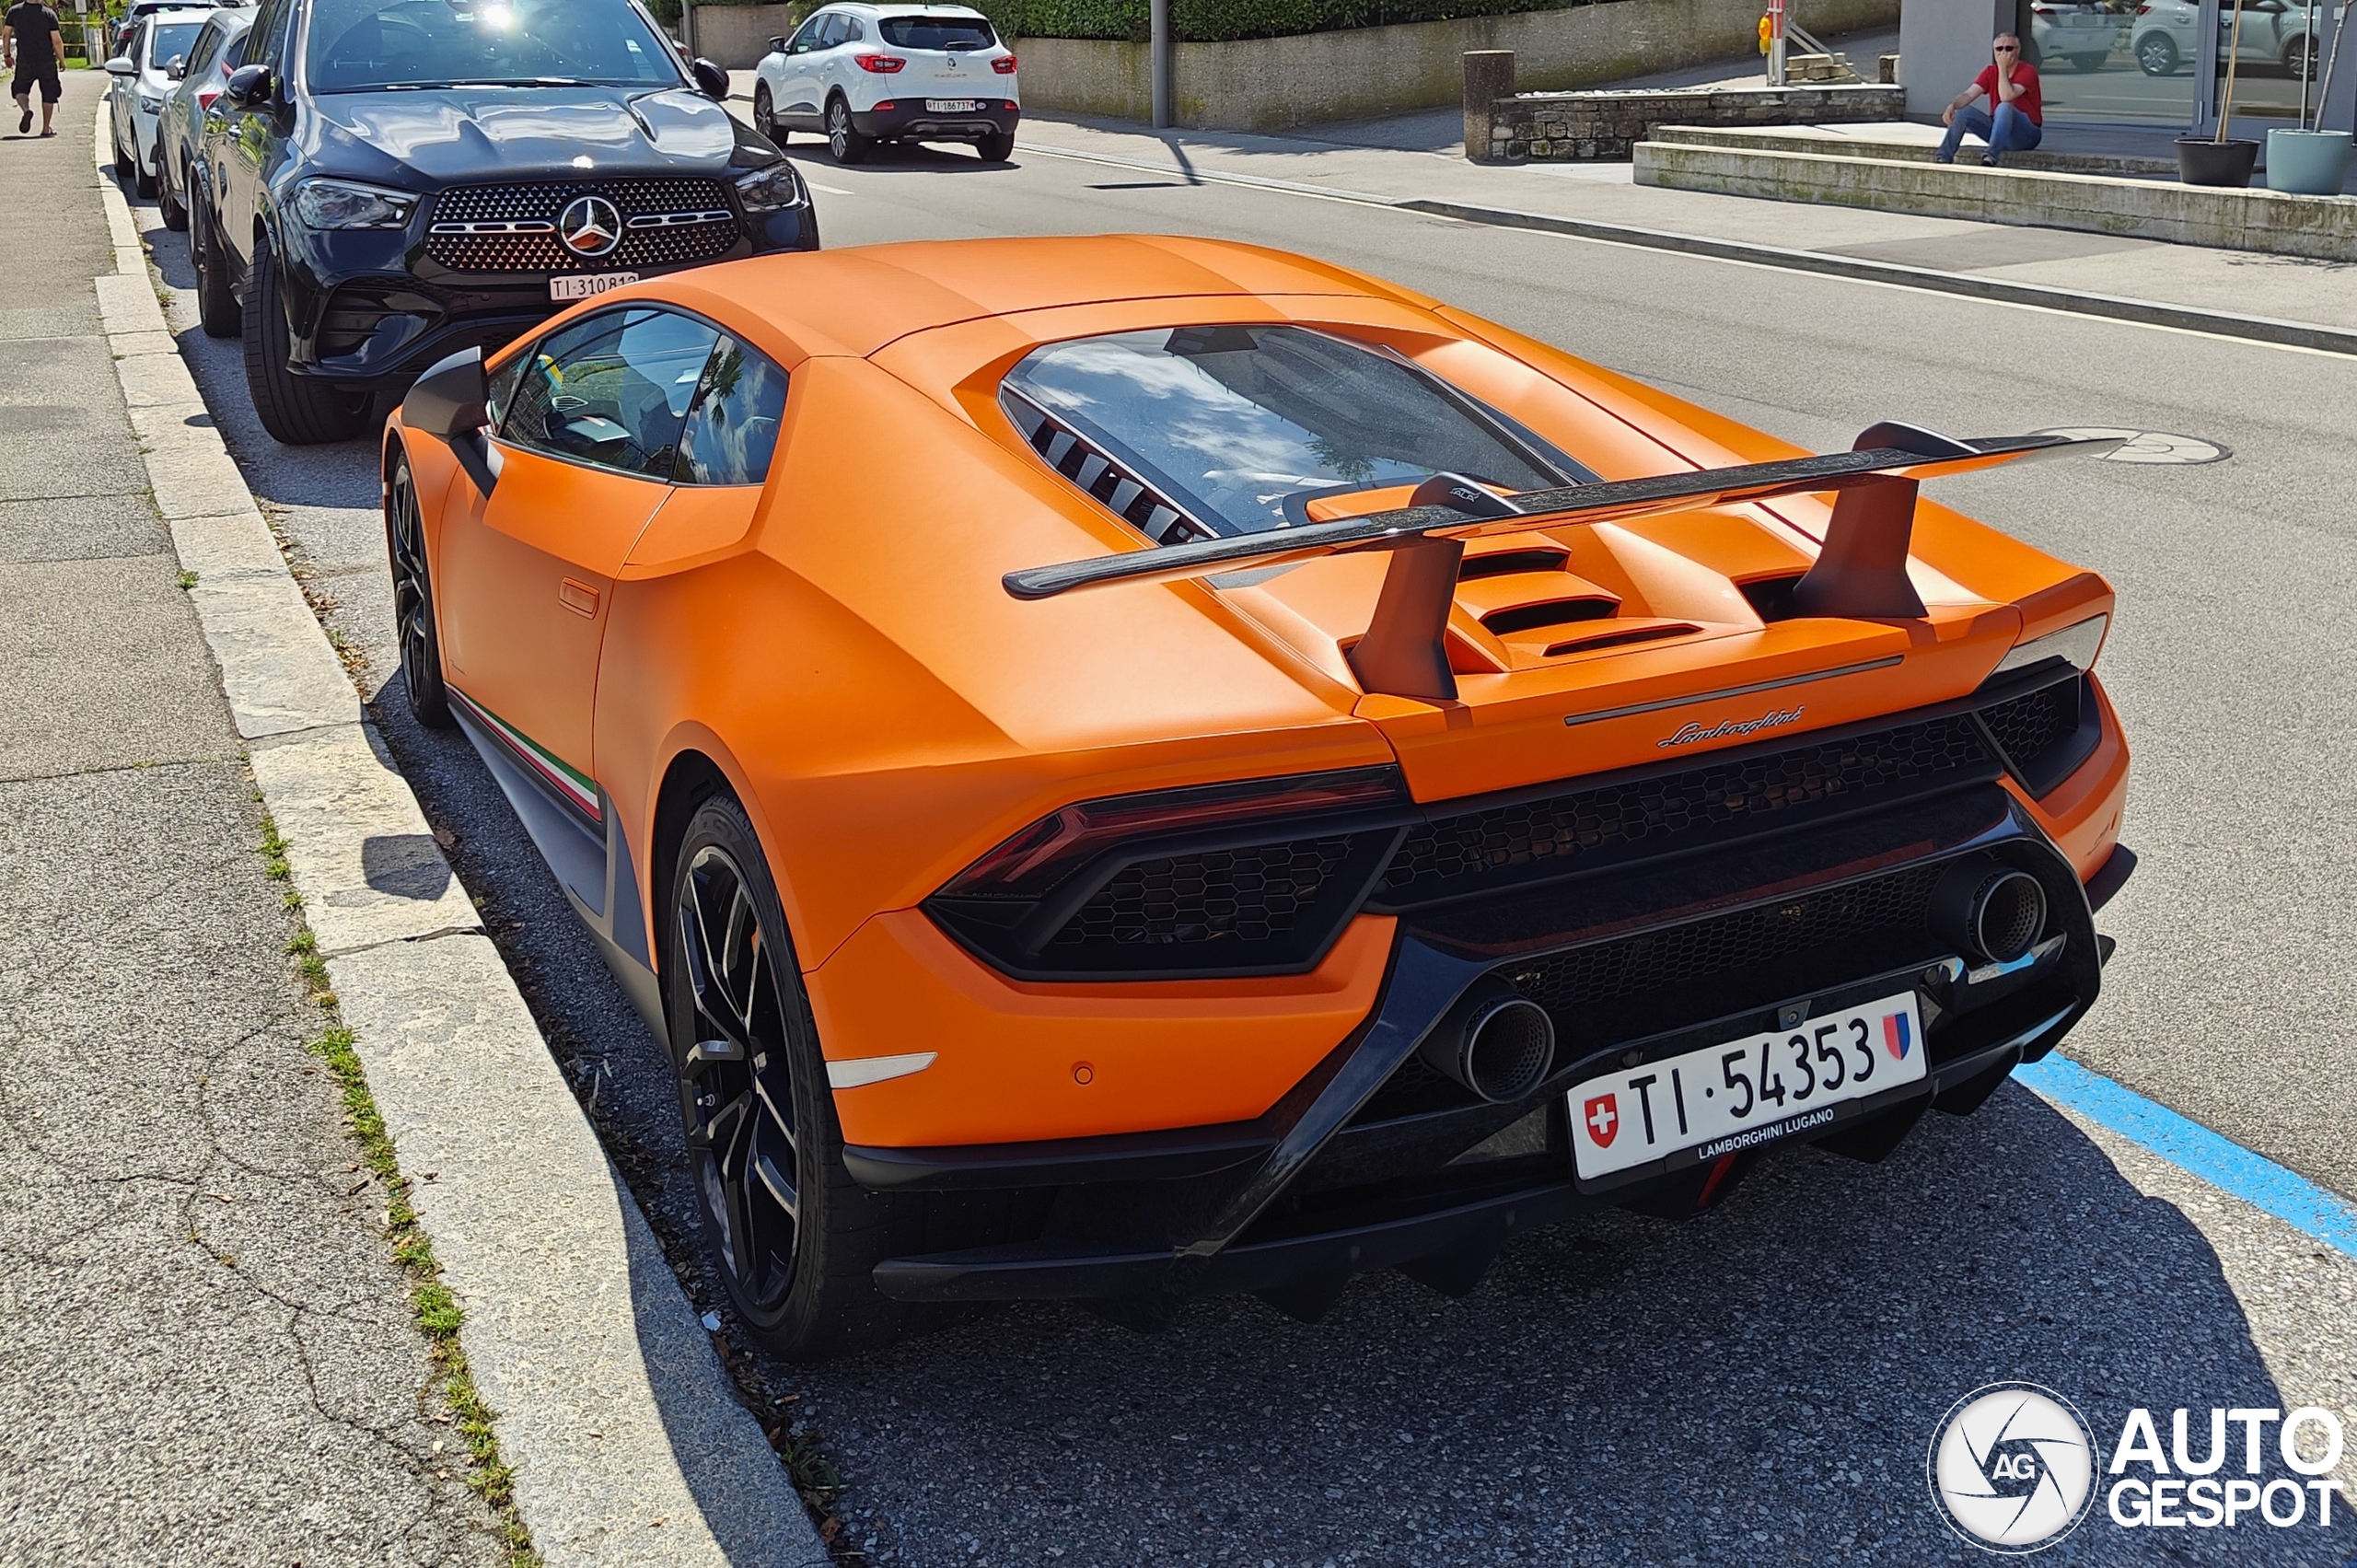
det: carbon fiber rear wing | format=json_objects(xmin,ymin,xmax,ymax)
[{"xmin": 1003, "ymin": 423, "xmax": 2123, "ymax": 702}]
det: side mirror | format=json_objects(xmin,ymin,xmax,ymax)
[
  {"xmin": 768, "ymin": 34, "xmax": 787, "ymax": 53},
  {"xmin": 223, "ymin": 61, "xmax": 273, "ymax": 105},
  {"xmin": 403, "ymin": 348, "xmax": 500, "ymax": 494},
  {"xmin": 692, "ymin": 56, "xmax": 729, "ymax": 100},
  {"xmin": 104, "ymin": 55, "xmax": 137, "ymax": 75},
  {"xmin": 167, "ymin": 53, "xmax": 188, "ymax": 79}
]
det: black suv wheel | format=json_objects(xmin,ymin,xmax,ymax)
[
  {"xmin": 241, "ymin": 237, "xmax": 373, "ymax": 446},
  {"xmin": 191, "ymin": 193, "xmax": 241, "ymax": 339}
]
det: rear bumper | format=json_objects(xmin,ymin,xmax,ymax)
[{"xmin": 853, "ymin": 100, "xmax": 1017, "ymax": 142}]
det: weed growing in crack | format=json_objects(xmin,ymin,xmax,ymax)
[{"xmin": 258, "ymin": 815, "xmax": 291, "ymax": 881}]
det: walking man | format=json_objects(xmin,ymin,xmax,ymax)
[
  {"xmin": 1935, "ymin": 32, "xmax": 2043, "ymax": 167},
  {"xmin": 3, "ymin": 0, "xmax": 64, "ymax": 138}
]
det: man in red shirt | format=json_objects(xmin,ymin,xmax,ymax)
[{"xmin": 1935, "ymin": 33, "xmax": 2043, "ymax": 167}]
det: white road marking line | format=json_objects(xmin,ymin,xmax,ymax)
[{"xmin": 807, "ymin": 180, "xmax": 855, "ymax": 195}]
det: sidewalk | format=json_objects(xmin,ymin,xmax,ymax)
[
  {"xmin": 1014, "ymin": 111, "xmax": 2357, "ymax": 336},
  {"xmin": 0, "ymin": 78, "xmax": 505, "ymax": 1566}
]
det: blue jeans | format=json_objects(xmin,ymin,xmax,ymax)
[{"xmin": 1937, "ymin": 102, "xmax": 2043, "ymax": 165}]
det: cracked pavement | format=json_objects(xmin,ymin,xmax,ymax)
[{"xmin": 0, "ymin": 78, "xmax": 502, "ymax": 1568}]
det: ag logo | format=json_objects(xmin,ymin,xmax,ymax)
[
  {"xmin": 557, "ymin": 194, "xmax": 622, "ymax": 258},
  {"xmin": 1928, "ymin": 1383, "xmax": 2099, "ymax": 1553}
]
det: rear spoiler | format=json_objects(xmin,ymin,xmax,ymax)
[{"xmin": 1002, "ymin": 423, "xmax": 2122, "ymax": 702}]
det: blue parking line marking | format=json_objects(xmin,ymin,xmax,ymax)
[{"xmin": 2016, "ymin": 1053, "xmax": 2357, "ymax": 1260}]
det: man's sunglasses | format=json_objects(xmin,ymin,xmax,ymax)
[{"xmin": 1995, "ymin": 43, "xmax": 2020, "ymax": 52}]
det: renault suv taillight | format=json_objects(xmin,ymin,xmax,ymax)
[{"xmin": 924, "ymin": 766, "xmax": 1411, "ymax": 980}]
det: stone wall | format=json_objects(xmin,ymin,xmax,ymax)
[
  {"xmin": 1016, "ymin": 0, "xmax": 1900, "ymax": 132},
  {"xmin": 681, "ymin": 3, "xmax": 801, "ymax": 70},
  {"xmin": 1481, "ymin": 84, "xmax": 1908, "ymax": 162}
]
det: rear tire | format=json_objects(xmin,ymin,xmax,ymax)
[
  {"xmin": 826, "ymin": 96, "xmax": 871, "ymax": 165},
  {"xmin": 754, "ymin": 83, "xmax": 782, "ymax": 143},
  {"xmin": 666, "ymin": 793, "xmax": 938, "ymax": 1360},
  {"xmin": 111, "ymin": 111, "xmax": 134, "ymax": 177},
  {"xmin": 241, "ymin": 237, "xmax": 372, "ymax": 446},
  {"xmin": 384, "ymin": 448, "xmax": 455, "ymax": 730},
  {"xmin": 191, "ymin": 194, "xmax": 242, "ymax": 339},
  {"xmin": 2137, "ymin": 33, "xmax": 2179, "ymax": 75},
  {"xmin": 2068, "ymin": 52, "xmax": 2107, "ymax": 73},
  {"xmin": 158, "ymin": 161, "xmax": 188, "ymax": 231},
  {"xmin": 977, "ymin": 130, "xmax": 1015, "ymax": 162},
  {"xmin": 134, "ymin": 156, "xmax": 157, "ymax": 199}
]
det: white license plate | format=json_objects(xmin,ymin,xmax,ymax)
[
  {"xmin": 1570, "ymin": 991, "xmax": 1927, "ymax": 1181},
  {"xmin": 926, "ymin": 99, "xmax": 981, "ymax": 112},
  {"xmin": 550, "ymin": 272, "xmax": 640, "ymax": 302}
]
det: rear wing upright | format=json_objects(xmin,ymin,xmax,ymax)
[{"xmin": 1001, "ymin": 423, "xmax": 2123, "ymax": 703}]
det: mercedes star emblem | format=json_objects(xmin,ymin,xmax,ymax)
[{"xmin": 557, "ymin": 194, "xmax": 623, "ymax": 259}]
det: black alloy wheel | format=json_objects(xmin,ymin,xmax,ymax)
[
  {"xmin": 826, "ymin": 97, "xmax": 870, "ymax": 164},
  {"xmin": 384, "ymin": 450, "xmax": 454, "ymax": 729},
  {"xmin": 2283, "ymin": 36, "xmax": 2315, "ymax": 78},
  {"xmin": 665, "ymin": 795, "xmax": 935, "ymax": 1359},
  {"xmin": 241, "ymin": 237, "xmax": 373, "ymax": 446},
  {"xmin": 754, "ymin": 82, "xmax": 780, "ymax": 142},
  {"xmin": 191, "ymin": 193, "xmax": 241, "ymax": 338}
]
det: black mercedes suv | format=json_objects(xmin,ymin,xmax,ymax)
[{"xmin": 191, "ymin": 0, "xmax": 817, "ymax": 444}]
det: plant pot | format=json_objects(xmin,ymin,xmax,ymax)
[
  {"xmin": 2177, "ymin": 136, "xmax": 2260, "ymax": 187},
  {"xmin": 2264, "ymin": 128, "xmax": 2352, "ymax": 194}
]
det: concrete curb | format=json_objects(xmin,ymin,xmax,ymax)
[
  {"xmin": 90, "ymin": 122, "xmax": 827, "ymax": 1568},
  {"xmin": 1011, "ymin": 140, "xmax": 2357, "ymax": 359}
]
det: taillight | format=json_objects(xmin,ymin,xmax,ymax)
[
  {"xmin": 872, "ymin": 99, "xmax": 897, "ymax": 110},
  {"xmin": 992, "ymin": 53, "xmax": 1017, "ymax": 73},
  {"xmin": 924, "ymin": 766, "xmax": 1411, "ymax": 979},
  {"xmin": 854, "ymin": 53, "xmax": 906, "ymax": 73}
]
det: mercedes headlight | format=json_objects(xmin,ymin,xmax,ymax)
[
  {"xmin": 733, "ymin": 160, "xmax": 806, "ymax": 213},
  {"xmin": 290, "ymin": 177, "xmax": 417, "ymax": 230},
  {"xmin": 1993, "ymin": 613, "xmax": 2107, "ymax": 678}
]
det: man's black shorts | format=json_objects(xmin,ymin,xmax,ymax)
[{"xmin": 11, "ymin": 63, "xmax": 60, "ymax": 103}]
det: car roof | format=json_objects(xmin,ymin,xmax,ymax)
[{"xmin": 822, "ymin": 3, "xmax": 993, "ymax": 17}]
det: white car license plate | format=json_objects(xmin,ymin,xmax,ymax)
[
  {"xmin": 926, "ymin": 98, "xmax": 981, "ymax": 112},
  {"xmin": 1570, "ymin": 991, "xmax": 1927, "ymax": 1181},
  {"xmin": 550, "ymin": 272, "xmax": 640, "ymax": 302}
]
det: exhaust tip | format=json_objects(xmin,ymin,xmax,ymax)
[
  {"xmin": 1424, "ymin": 993, "xmax": 1556, "ymax": 1104},
  {"xmin": 1932, "ymin": 861, "xmax": 2048, "ymax": 964}
]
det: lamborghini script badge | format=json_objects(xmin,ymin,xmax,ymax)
[{"xmin": 1657, "ymin": 705, "xmax": 1805, "ymax": 749}]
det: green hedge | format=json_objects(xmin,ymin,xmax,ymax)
[{"xmin": 980, "ymin": 0, "xmax": 1603, "ymax": 44}]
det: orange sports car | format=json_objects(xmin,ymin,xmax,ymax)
[{"xmin": 383, "ymin": 236, "xmax": 2133, "ymax": 1357}]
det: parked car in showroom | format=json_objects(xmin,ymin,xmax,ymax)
[
  {"xmin": 153, "ymin": 5, "xmax": 252, "ymax": 232},
  {"xmin": 190, "ymin": 0, "xmax": 816, "ymax": 447},
  {"xmin": 750, "ymin": 2, "xmax": 1017, "ymax": 164},
  {"xmin": 104, "ymin": 6, "xmax": 215, "ymax": 198},
  {"xmin": 382, "ymin": 235, "xmax": 2134, "ymax": 1357},
  {"xmin": 2131, "ymin": 0, "xmax": 2316, "ymax": 76}
]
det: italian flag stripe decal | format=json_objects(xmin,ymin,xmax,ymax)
[{"xmin": 450, "ymin": 690, "xmax": 602, "ymax": 821}]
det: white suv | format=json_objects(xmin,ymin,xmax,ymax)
[{"xmin": 751, "ymin": 4, "xmax": 1018, "ymax": 164}]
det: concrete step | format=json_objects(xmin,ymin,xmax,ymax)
[
  {"xmin": 1631, "ymin": 139, "xmax": 2357, "ymax": 261},
  {"xmin": 1645, "ymin": 122, "xmax": 2180, "ymax": 180}
]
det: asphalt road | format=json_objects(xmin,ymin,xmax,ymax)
[{"xmin": 128, "ymin": 138, "xmax": 2357, "ymax": 1565}]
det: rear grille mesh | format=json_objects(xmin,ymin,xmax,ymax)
[
  {"xmin": 1379, "ymin": 715, "xmax": 1991, "ymax": 907},
  {"xmin": 424, "ymin": 180, "xmax": 739, "ymax": 273},
  {"xmin": 1050, "ymin": 837, "xmax": 1357, "ymax": 951},
  {"xmin": 1980, "ymin": 679, "xmax": 2076, "ymax": 773}
]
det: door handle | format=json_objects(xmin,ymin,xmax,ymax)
[{"xmin": 558, "ymin": 578, "xmax": 599, "ymax": 618}]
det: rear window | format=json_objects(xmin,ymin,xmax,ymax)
[
  {"xmin": 877, "ymin": 15, "xmax": 996, "ymax": 50},
  {"xmin": 1001, "ymin": 325, "xmax": 1583, "ymax": 540}
]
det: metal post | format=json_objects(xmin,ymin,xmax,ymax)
[
  {"xmin": 1768, "ymin": 0, "xmax": 1787, "ymax": 87},
  {"xmin": 1150, "ymin": 0, "xmax": 1172, "ymax": 129}
]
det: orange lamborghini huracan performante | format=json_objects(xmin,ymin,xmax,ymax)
[{"xmin": 384, "ymin": 237, "xmax": 2134, "ymax": 1356}]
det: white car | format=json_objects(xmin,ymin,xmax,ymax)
[
  {"xmin": 105, "ymin": 6, "xmax": 214, "ymax": 199},
  {"xmin": 749, "ymin": 3, "xmax": 1018, "ymax": 165}
]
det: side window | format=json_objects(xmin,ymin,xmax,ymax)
[
  {"xmin": 498, "ymin": 308, "xmax": 722, "ymax": 480},
  {"xmin": 786, "ymin": 13, "xmax": 827, "ymax": 52},
  {"xmin": 675, "ymin": 338, "xmax": 789, "ymax": 487},
  {"xmin": 248, "ymin": 0, "xmax": 295, "ymax": 70},
  {"xmin": 838, "ymin": 17, "xmax": 865, "ymax": 42},
  {"xmin": 188, "ymin": 22, "xmax": 223, "ymax": 75}
]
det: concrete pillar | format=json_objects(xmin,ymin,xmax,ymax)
[
  {"xmin": 1463, "ymin": 50, "xmax": 1515, "ymax": 163},
  {"xmin": 1897, "ymin": 0, "xmax": 2010, "ymax": 118}
]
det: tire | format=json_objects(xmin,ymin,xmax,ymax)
[
  {"xmin": 384, "ymin": 448, "xmax": 455, "ymax": 730},
  {"xmin": 134, "ymin": 147, "xmax": 157, "ymax": 200},
  {"xmin": 158, "ymin": 160, "xmax": 188, "ymax": 232},
  {"xmin": 665, "ymin": 793, "xmax": 938, "ymax": 1359},
  {"xmin": 241, "ymin": 237, "xmax": 372, "ymax": 446},
  {"xmin": 2283, "ymin": 36, "xmax": 2315, "ymax": 79},
  {"xmin": 2137, "ymin": 33, "xmax": 2178, "ymax": 75},
  {"xmin": 754, "ymin": 82, "xmax": 781, "ymax": 143},
  {"xmin": 110, "ymin": 111, "xmax": 134, "ymax": 177},
  {"xmin": 977, "ymin": 130, "xmax": 1015, "ymax": 162},
  {"xmin": 825, "ymin": 96, "xmax": 870, "ymax": 165},
  {"xmin": 2068, "ymin": 53, "xmax": 2107, "ymax": 73},
  {"xmin": 191, "ymin": 193, "xmax": 242, "ymax": 339}
]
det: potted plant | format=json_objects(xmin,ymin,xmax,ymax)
[
  {"xmin": 2178, "ymin": 0, "xmax": 2261, "ymax": 186},
  {"xmin": 2267, "ymin": 0, "xmax": 2353, "ymax": 193}
]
